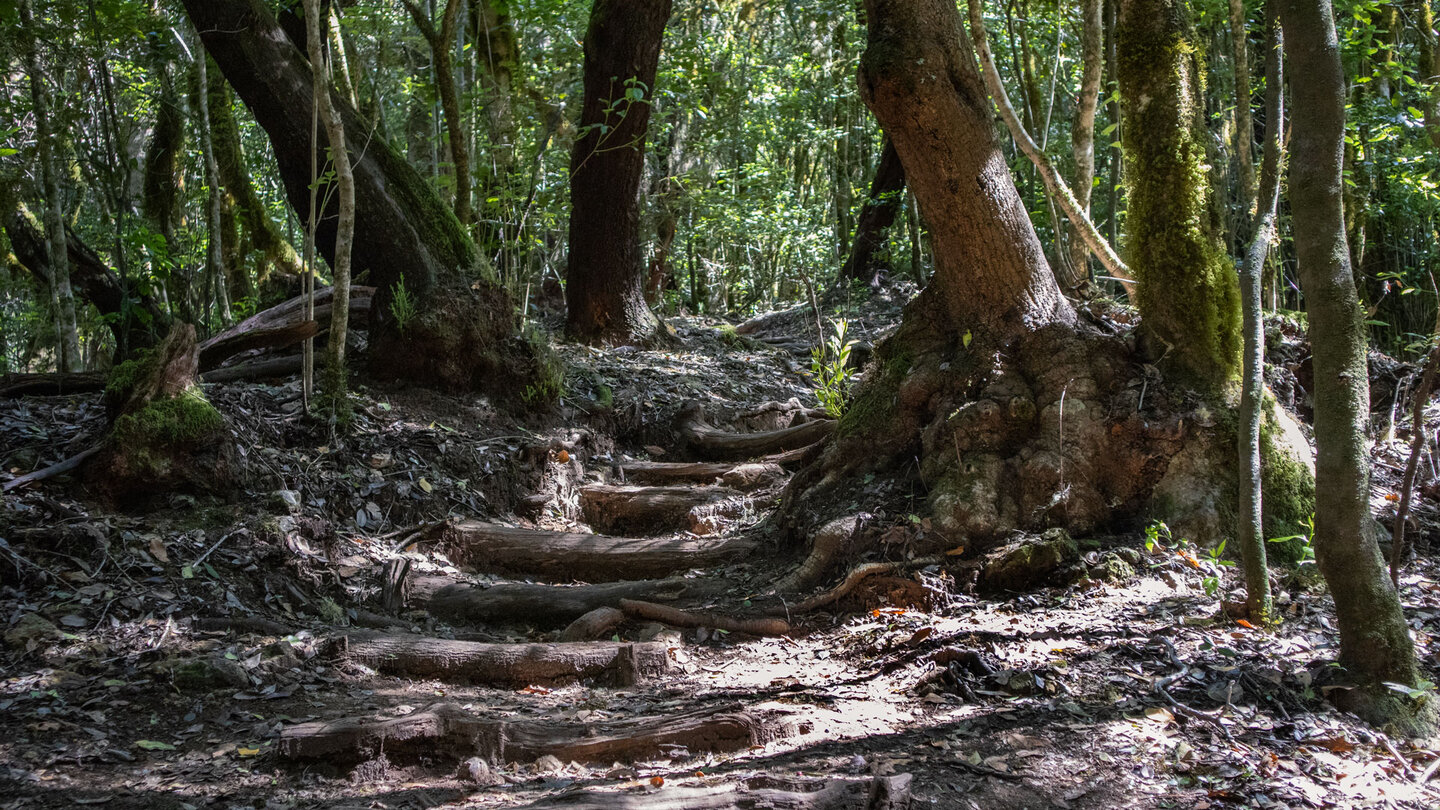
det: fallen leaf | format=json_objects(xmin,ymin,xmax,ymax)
[
  {"xmin": 418, "ymin": 478, "xmax": 433, "ymax": 493},
  {"xmin": 650, "ymin": 776, "xmax": 665, "ymax": 787},
  {"xmin": 237, "ymin": 747, "xmax": 261, "ymax": 758},
  {"xmin": 1144, "ymin": 707, "xmax": 1175, "ymax": 724},
  {"xmin": 645, "ymin": 445, "xmax": 666, "ymax": 456},
  {"xmin": 556, "ymin": 449, "xmax": 570, "ymax": 463},
  {"xmin": 1235, "ymin": 619, "xmax": 1255, "ymax": 629},
  {"xmin": 148, "ymin": 536, "xmax": 169, "ymax": 563},
  {"xmin": 135, "ymin": 740, "xmax": 175, "ymax": 751}
]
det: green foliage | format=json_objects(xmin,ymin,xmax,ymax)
[
  {"xmin": 111, "ymin": 387, "xmax": 224, "ymax": 447},
  {"xmin": 809, "ymin": 318, "xmax": 855, "ymax": 418},
  {"xmin": 389, "ymin": 274, "xmax": 417, "ymax": 335},
  {"xmin": 520, "ymin": 327, "xmax": 564, "ymax": 408}
]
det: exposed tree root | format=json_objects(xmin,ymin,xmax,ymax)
[
  {"xmin": 619, "ymin": 599, "xmax": 791, "ymax": 637},
  {"xmin": 521, "ymin": 774, "xmax": 913, "ymax": 810},
  {"xmin": 409, "ymin": 575, "xmax": 731, "ymax": 627},
  {"xmin": 340, "ymin": 633, "xmax": 670, "ymax": 686},
  {"xmin": 279, "ymin": 702, "xmax": 798, "ymax": 766},
  {"xmin": 559, "ymin": 606, "xmax": 627, "ymax": 642},
  {"xmin": 783, "ymin": 561, "xmax": 907, "ymax": 615},
  {"xmin": 768, "ymin": 515, "xmax": 868, "ymax": 594},
  {"xmin": 676, "ymin": 402, "xmax": 835, "ymax": 460},
  {"xmin": 579, "ymin": 485, "xmax": 745, "ymax": 534},
  {"xmin": 443, "ymin": 522, "xmax": 755, "ymax": 581},
  {"xmin": 618, "ymin": 460, "xmax": 784, "ymax": 489}
]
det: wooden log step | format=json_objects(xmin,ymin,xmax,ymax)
[
  {"xmin": 521, "ymin": 774, "xmax": 914, "ymax": 810},
  {"xmin": 342, "ymin": 633, "xmax": 669, "ymax": 686},
  {"xmin": 279, "ymin": 702, "xmax": 800, "ymax": 766},
  {"xmin": 444, "ymin": 522, "xmax": 755, "ymax": 581},
  {"xmin": 578, "ymin": 485, "xmax": 747, "ymax": 535},
  {"xmin": 410, "ymin": 576, "xmax": 731, "ymax": 628},
  {"xmin": 618, "ymin": 460, "xmax": 785, "ymax": 490},
  {"xmin": 677, "ymin": 405, "xmax": 835, "ymax": 461}
]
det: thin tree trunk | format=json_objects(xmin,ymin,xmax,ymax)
[
  {"xmin": 966, "ymin": 0, "xmax": 1132, "ymax": 296},
  {"xmin": 402, "ymin": 0, "xmax": 471, "ymax": 228},
  {"xmin": 193, "ymin": 40, "xmax": 232, "ymax": 327},
  {"xmin": 20, "ymin": 0, "xmax": 81, "ymax": 372},
  {"xmin": 1418, "ymin": 0, "xmax": 1440, "ymax": 151},
  {"xmin": 1280, "ymin": 0, "xmax": 1427, "ymax": 720},
  {"xmin": 565, "ymin": 0, "xmax": 671, "ymax": 345},
  {"xmin": 306, "ymin": 0, "xmax": 355, "ymax": 414},
  {"xmin": 1068, "ymin": 0, "xmax": 1104, "ymax": 287},
  {"xmin": 1238, "ymin": 2, "xmax": 1283, "ymax": 624},
  {"xmin": 1230, "ymin": 0, "xmax": 1256, "ymax": 228},
  {"xmin": 838, "ymin": 136, "xmax": 906, "ymax": 289}
]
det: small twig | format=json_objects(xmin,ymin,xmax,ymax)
[
  {"xmin": 2, "ymin": 445, "xmax": 101, "ymax": 492},
  {"xmin": 1415, "ymin": 751, "xmax": 1440, "ymax": 784},
  {"xmin": 390, "ymin": 520, "xmax": 449, "ymax": 554},
  {"xmin": 193, "ymin": 529, "xmax": 245, "ymax": 568},
  {"xmin": 1382, "ymin": 737, "xmax": 1414, "ymax": 777}
]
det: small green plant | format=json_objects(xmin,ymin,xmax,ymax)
[
  {"xmin": 1200, "ymin": 539, "xmax": 1235, "ymax": 597},
  {"xmin": 1144, "ymin": 520, "xmax": 1173, "ymax": 553},
  {"xmin": 810, "ymin": 318, "xmax": 856, "ymax": 418},
  {"xmin": 1268, "ymin": 512, "xmax": 1317, "ymax": 567},
  {"xmin": 390, "ymin": 274, "xmax": 417, "ymax": 335}
]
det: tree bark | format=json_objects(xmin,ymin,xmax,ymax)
[
  {"xmin": 1230, "ymin": 0, "xmax": 1256, "ymax": 228},
  {"xmin": 19, "ymin": 0, "xmax": 81, "ymax": 372},
  {"xmin": 859, "ymin": 0, "xmax": 1072, "ymax": 344},
  {"xmin": 565, "ymin": 0, "xmax": 671, "ymax": 345},
  {"xmin": 1238, "ymin": 3, "xmax": 1284, "ymax": 624},
  {"xmin": 1280, "ymin": 0, "xmax": 1428, "ymax": 725},
  {"xmin": 401, "ymin": 0, "xmax": 472, "ymax": 227},
  {"xmin": 1070, "ymin": 0, "xmax": 1105, "ymax": 284},
  {"xmin": 192, "ymin": 40, "xmax": 233, "ymax": 326},
  {"xmin": 838, "ymin": 137, "xmax": 906, "ymax": 289},
  {"xmin": 1117, "ymin": 0, "xmax": 1242, "ymax": 392},
  {"xmin": 182, "ymin": 0, "xmax": 542, "ymax": 398}
]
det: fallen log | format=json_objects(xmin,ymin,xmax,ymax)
[
  {"xmin": 444, "ymin": 522, "xmax": 755, "ymax": 581},
  {"xmin": 199, "ymin": 354, "xmax": 303, "ymax": 384},
  {"xmin": 341, "ymin": 633, "xmax": 670, "ymax": 686},
  {"xmin": 411, "ymin": 576, "xmax": 730, "ymax": 627},
  {"xmin": 197, "ymin": 285, "xmax": 373, "ymax": 371},
  {"xmin": 279, "ymin": 702, "xmax": 796, "ymax": 766},
  {"xmin": 676, "ymin": 403, "xmax": 835, "ymax": 461},
  {"xmin": 578, "ymin": 485, "xmax": 745, "ymax": 535},
  {"xmin": 0, "ymin": 372, "xmax": 107, "ymax": 398},
  {"xmin": 521, "ymin": 774, "xmax": 914, "ymax": 810},
  {"xmin": 619, "ymin": 599, "xmax": 791, "ymax": 637},
  {"xmin": 2, "ymin": 445, "xmax": 100, "ymax": 492},
  {"xmin": 197, "ymin": 320, "xmax": 319, "ymax": 372},
  {"xmin": 618, "ymin": 460, "xmax": 784, "ymax": 490}
]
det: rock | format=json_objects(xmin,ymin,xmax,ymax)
[
  {"xmin": 533, "ymin": 754, "xmax": 565, "ymax": 773},
  {"xmin": 1089, "ymin": 551, "xmax": 1137, "ymax": 583},
  {"xmin": 4, "ymin": 613, "xmax": 58, "ymax": 648},
  {"xmin": 275, "ymin": 490, "xmax": 302, "ymax": 514},
  {"xmin": 460, "ymin": 756, "xmax": 501, "ymax": 785},
  {"xmin": 170, "ymin": 655, "xmax": 251, "ymax": 690},
  {"xmin": 980, "ymin": 529, "xmax": 1078, "ymax": 592}
]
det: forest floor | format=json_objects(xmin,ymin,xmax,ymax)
[{"xmin": 3, "ymin": 290, "xmax": 1440, "ymax": 809}]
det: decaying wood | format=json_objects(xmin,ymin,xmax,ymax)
[
  {"xmin": 676, "ymin": 404, "xmax": 835, "ymax": 460},
  {"xmin": 0, "ymin": 372, "xmax": 108, "ymax": 398},
  {"xmin": 559, "ymin": 606, "xmax": 627, "ymax": 642},
  {"xmin": 199, "ymin": 354, "xmax": 304, "ymax": 384},
  {"xmin": 521, "ymin": 774, "xmax": 914, "ymax": 810},
  {"xmin": 190, "ymin": 616, "xmax": 296, "ymax": 636},
  {"xmin": 444, "ymin": 522, "xmax": 754, "ymax": 581},
  {"xmin": 342, "ymin": 633, "xmax": 670, "ymax": 686},
  {"xmin": 2, "ymin": 445, "xmax": 101, "ymax": 492},
  {"xmin": 619, "ymin": 599, "xmax": 791, "ymax": 637},
  {"xmin": 279, "ymin": 701, "xmax": 797, "ymax": 766},
  {"xmin": 411, "ymin": 575, "xmax": 730, "ymax": 627},
  {"xmin": 619, "ymin": 460, "xmax": 784, "ymax": 490},
  {"xmin": 579, "ymin": 485, "xmax": 744, "ymax": 534},
  {"xmin": 197, "ymin": 285, "xmax": 373, "ymax": 371}
]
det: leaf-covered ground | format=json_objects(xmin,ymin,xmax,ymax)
[{"xmin": 3, "ymin": 296, "xmax": 1440, "ymax": 809}]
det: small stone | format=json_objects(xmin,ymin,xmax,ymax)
[
  {"xmin": 368, "ymin": 453, "xmax": 392, "ymax": 469},
  {"xmin": 460, "ymin": 756, "xmax": 500, "ymax": 785},
  {"xmin": 276, "ymin": 490, "xmax": 302, "ymax": 514},
  {"xmin": 534, "ymin": 754, "xmax": 565, "ymax": 773},
  {"xmin": 4, "ymin": 614, "xmax": 58, "ymax": 648}
]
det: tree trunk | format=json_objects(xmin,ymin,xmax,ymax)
[
  {"xmin": 565, "ymin": 0, "xmax": 671, "ymax": 345},
  {"xmin": 838, "ymin": 136, "xmax": 906, "ymax": 289},
  {"xmin": 1238, "ymin": 3, "xmax": 1284, "ymax": 625},
  {"xmin": 19, "ymin": 0, "xmax": 81, "ymax": 372},
  {"xmin": 1230, "ymin": 0, "xmax": 1256, "ymax": 230},
  {"xmin": 469, "ymin": 0, "xmax": 520, "ymax": 209},
  {"xmin": 1280, "ymin": 0, "xmax": 1431, "ymax": 731},
  {"xmin": 192, "ymin": 42, "xmax": 233, "ymax": 327},
  {"xmin": 1117, "ymin": 0, "xmax": 1242, "ymax": 392},
  {"xmin": 182, "ymin": 0, "xmax": 545, "ymax": 400},
  {"xmin": 205, "ymin": 59, "xmax": 304, "ymax": 288},
  {"xmin": 141, "ymin": 58, "xmax": 190, "ymax": 324},
  {"xmin": 306, "ymin": 0, "xmax": 355, "ymax": 416},
  {"xmin": 1069, "ymin": 0, "xmax": 1105, "ymax": 285},
  {"xmin": 1419, "ymin": 0, "xmax": 1440, "ymax": 150},
  {"xmin": 859, "ymin": 0, "xmax": 1072, "ymax": 343},
  {"xmin": 401, "ymin": 0, "xmax": 472, "ymax": 227}
]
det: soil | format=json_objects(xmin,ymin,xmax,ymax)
[{"xmin": 3, "ymin": 295, "xmax": 1440, "ymax": 809}]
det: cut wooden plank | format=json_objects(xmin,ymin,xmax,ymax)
[
  {"xmin": 444, "ymin": 522, "xmax": 755, "ymax": 581},
  {"xmin": 618, "ymin": 460, "xmax": 784, "ymax": 490},
  {"xmin": 522, "ymin": 774, "xmax": 913, "ymax": 810},
  {"xmin": 578, "ymin": 485, "xmax": 745, "ymax": 535},
  {"xmin": 279, "ymin": 702, "xmax": 800, "ymax": 766},
  {"xmin": 411, "ymin": 576, "xmax": 730, "ymax": 627},
  {"xmin": 676, "ymin": 405, "xmax": 835, "ymax": 461},
  {"xmin": 342, "ymin": 633, "xmax": 669, "ymax": 686}
]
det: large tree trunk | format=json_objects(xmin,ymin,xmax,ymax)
[
  {"xmin": 1117, "ymin": 0, "xmax": 1242, "ymax": 393},
  {"xmin": 859, "ymin": 0, "xmax": 1072, "ymax": 343},
  {"xmin": 838, "ymin": 137, "xmax": 906, "ymax": 289},
  {"xmin": 1069, "ymin": 0, "xmax": 1105, "ymax": 285},
  {"xmin": 1280, "ymin": 0, "xmax": 1432, "ymax": 732},
  {"xmin": 181, "ymin": 0, "xmax": 546, "ymax": 400},
  {"xmin": 564, "ymin": 0, "xmax": 671, "ymax": 345}
]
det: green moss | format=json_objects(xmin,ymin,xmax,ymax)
[
  {"xmin": 837, "ymin": 344, "xmax": 913, "ymax": 440},
  {"xmin": 111, "ymin": 387, "xmax": 224, "ymax": 449},
  {"xmin": 1259, "ymin": 402, "xmax": 1317, "ymax": 564},
  {"xmin": 104, "ymin": 348, "xmax": 157, "ymax": 401},
  {"xmin": 520, "ymin": 328, "xmax": 565, "ymax": 408}
]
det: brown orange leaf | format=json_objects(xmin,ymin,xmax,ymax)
[
  {"xmin": 650, "ymin": 776, "xmax": 665, "ymax": 787},
  {"xmin": 1235, "ymin": 619, "xmax": 1255, "ymax": 629},
  {"xmin": 556, "ymin": 449, "xmax": 571, "ymax": 463}
]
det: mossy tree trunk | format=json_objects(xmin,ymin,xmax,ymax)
[
  {"xmin": 1279, "ymin": 0, "xmax": 1431, "ymax": 731},
  {"xmin": 1117, "ymin": 0, "xmax": 1242, "ymax": 393},
  {"xmin": 565, "ymin": 0, "xmax": 671, "ymax": 345},
  {"xmin": 1237, "ymin": 3, "xmax": 1284, "ymax": 625},
  {"xmin": 1069, "ymin": 0, "xmax": 1105, "ymax": 287},
  {"xmin": 182, "ymin": 0, "xmax": 546, "ymax": 400},
  {"xmin": 401, "ymin": 0, "xmax": 472, "ymax": 228}
]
